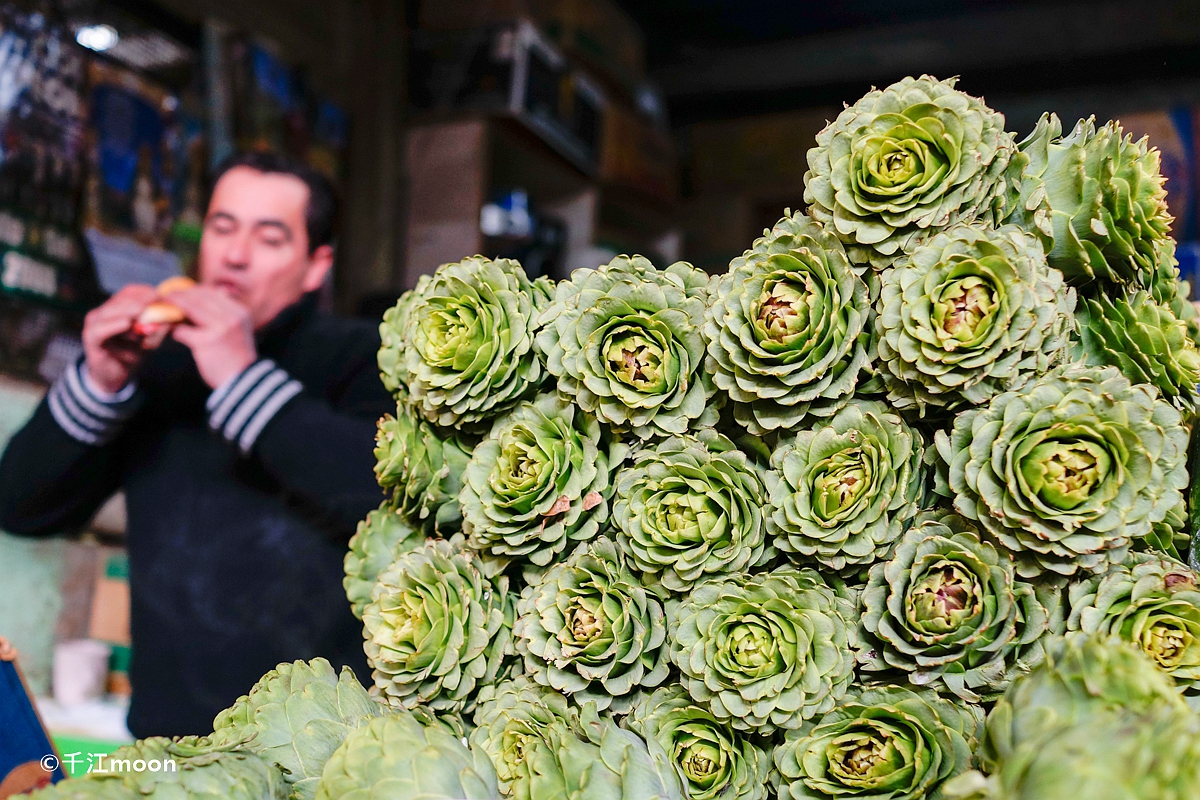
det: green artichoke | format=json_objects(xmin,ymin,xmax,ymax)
[
  {"xmin": 876, "ymin": 224, "xmax": 1075, "ymax": 413},
  {"xmin": 469, "ymin": 677, "xmax": 585, "ymax": 795},
  {"xmin": 211, "ymin": 658, "xmax": 380, "ymax": 800},
  {"xmin": 514, "ymin": 537, "xmax": 670, "ymax": 712},
  {"xmin": 1006, "ymin": 113, "xmax": 1173, "ymax": 289},
  {"xmin": 536, "ymin": 255, "xmax": 715, "ymax": 439},
  {"xmin": 774, "ymin": 685, "xmax": 982, "ymax": 800},
  {"xmin": 977, "ymin": 632, "xmax": 1187, "ymax": 773},
  {"xmin": 378, "ymin": 256, "xmax": 553, "ymax": 430},
  {"xmin": 1075, "ymin": 290, "xmax": 1200, "ymax": 413},
  {"xmin": 945, "ymin": 633, "xmax": 1197, "ymax": 800},
  {"xmin": 461, "ymin": 392, "xmax": 627, "ymax": 568},
  {"xmin": 344, "ymin": 503, "xmax": 423, "ymax": 619},
  {"xmin": 513, "ymin": 708, "xmax": 683, "ymax": 800},
  {"xmin": 936, "ymin": 365, "xmax": 1189, "ymax": 577},
  {"xmin": 613, "ymin": 431, "xmax": 771, "ymax": 593},
  {"xmin": 944, "ymin": 703, "xmax": 1200, "ymax": 800},
  {"xmin": 858, "ymin": 514, "xmax": 1061, "ymax": 702},
  {"xmin": 26, "ymin": 782, "xmax": 138, "ymax": 800},
  {"xmin": 1149, "ymin": 248, "xmax": 1200, "ymax": 345},
  {"xmin": 87, "ymin": 736, "xmax": 287, "ymax": 800},
  {"xmin": 704, "ymin": 212, "xmax": 871, "ymax": 433},
  {"xmin": 363, "ymin": 538, "xmax": 513, "ymax": 714},
  {"xmin": 668, "ymin": 567, "xmax": 857, "ymax": 734},
  {"xmin": 1067, "ymin": 553, "xmax": 1200, "ymax": 692},
  {"xmin": 623, "ymin": 686, "xmax": 772, "ymax": 800},
  {"xmin": 804, "ymin": 75, "xmax": 1018, "ymax": 270},
  {"xmin": 374, "ymin": 404, "xmax": 473, "ymax": 534},
  {"xmin": 314, "ymin": 712, "xmax": 500, "ymax": 800},
  {"xmin": 767, "ymin": 400, "xmax": 925, "ymax": 572}
]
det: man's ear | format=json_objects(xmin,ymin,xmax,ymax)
[{"xmin": 301, "ymin": 244, "xmax": 335, "ymax": 293}]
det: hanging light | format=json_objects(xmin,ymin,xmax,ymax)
[{"xmin": 76, "ymin": 24, "xmax": 119, "ymax": 52}]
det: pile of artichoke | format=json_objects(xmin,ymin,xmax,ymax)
[{"xmin": 34, "ymin": 75, "xmax": 1200, "ymax": 800}]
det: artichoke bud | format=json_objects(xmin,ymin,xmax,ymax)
[
  {"xmin": 565, "ymin": 599, "xmax": 606, "ymax": 645},
  {"xmin": 606, "ymin": 333, "xmax": 666, "ymax": 391},
  {"xmin": 909, "ymin": 563, "xmax": 980, "ymax": 633},
  {"xmin": 754, "ymin": 271, "xmax": 813, "ymax": 344},
  {"xmin": 730, "ymin": 621, "xmax": 776, "ymax": 672},
  {"xmin": 679, "ymin": 741, "xmax": 722, "ymax": 785},
  {"xmin": 1023, "ymin": 438, "xmax": 1110, "ymax": 510},
  {"xmin": 828, "ymin": 726, "xmax": 902, "ymax": 786},
  {"xmin": 812, "ymin": 449, "xmax": 871, "ymax": 521},
  {"xmin": 1144, "ymin": 623, "xmax": 1190, "ymax": 668},
  {"xmin": 932, "ymin": 274, "xmax": 998, "ymax": 349}
]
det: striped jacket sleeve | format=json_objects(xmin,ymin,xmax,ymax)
[
  {"xmin": 47, "ymin": 358, "xmax": 143, "ymax": 446},
  {"xmin": 205, "ymin": 359, "xmax": 303, "ymax": 455}
]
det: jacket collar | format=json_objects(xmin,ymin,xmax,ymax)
[{"xmin": 255, "ymin": 292, "xmax": 319, "ymax": 351}]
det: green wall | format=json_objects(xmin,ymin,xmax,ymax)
[{"xmin": 0, "ymin": 377, "xmax": 62, "ymax": 696}]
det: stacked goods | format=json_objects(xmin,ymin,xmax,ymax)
[{"xmin": 32, "ymin": 76, "xmax": 1200, "ymax": 800}]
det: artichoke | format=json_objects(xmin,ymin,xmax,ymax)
[
  {"xmin": 378, "ymin": 256, "xmax": 553, "ymax": 430},
  {"xmin": 858, "ymin": 514, "xmax": 1061, "ymax": 702},
  {"xmin": 363, "ymin": 538, "xmax": 513, "ymax": 714},
  {"xmin": 767, "ymin": 400, "xmax": 925, "ymax": 572},
  {"xmin": 1006, "ymin": 113, "xmax": 1173, "ymax": 289},
  {"xmin": 977, "ymin": 632, "xmax": 1187, "ymax": 772},
  {"xmin": 774, "ymin": 685, "xmax": 982, "ymax": 800},
  {"xmin": 344, "ymin": 503, "xmax": 423, "ymax": 619},
  {"xmin": 613, "ymin": 431, "xmax": 771, "ymax": 593},
  {"xmin": 514, "ymin": 537, "xmax": 670, "ymax": 712},
  {"xmin": 944, "ymin": 703, "xmax": 1200, "ymax": 800},
  {"xmin": 668, "ymin": 567, "xmax": 857, "ymax": 734},
  {"xmin": 804, "ymin": 75, "xmax": 1018, "ymax": 270},
  {"xmin": 1149, "ymin": 248, "xmax": 1200, "ymax": 345},
  {"xmin": 1075, "ymin": 289, "xmax": 1200, "ymax": 413},
  {"xmin": 536, "ymin": 255, "xmax": 715, "ymax": 440},
  {"xmin": 374, "ymin": 404, "xmax": 473, "ymax": 534},
  {"xmin": 313, "ymin": 712, "xmax": 500, "ymax": 800},
  {"xmin": 461, "ymin": 393, "xmax": 628, "ymax": 568},
  {"xmin": 945, "ymin": 633, "xmax": 1197, "ymax": 800},
  {"xmin": 88, "ymin": 736, "xmax": 287, "ymax": 800},
  {"xmin": 27, "ymin": 781, "xmax": 138, "ymax": 800},
  {"xmin": 511, "ymin": 708, "xmax": 683, "ymax": 800},
  {"xmin": 936, "ymin": 365, "xmax": 1189, "ymax": 577},
  {"xmin": 211, "ymin": 658, "xmax": 380, "ymax": 800},
  {"xmin": 469, "ymin": 677, "xmax": 585, "ymax": 795},
  {"xmin": 1066, "ymin": 553, "xmax": 1200, "ymax": 692},
  {"xmin": 876, "ymin": 224, "xmax": 1075, "ymax": 413},
  {"xmin": 623, "ymin": 686, "xmax": 772, "ymax": 800},
  {"xmin": 704, "ymin": 212, "xmax": 871, "ymax": 433}
]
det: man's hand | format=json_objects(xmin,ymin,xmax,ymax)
[
  {"xmin": 82, "ymin": 284, "xmax": 159, "ymax": 394},
  {"xmin": 167, "ymin": 286, "xmax": 258, "ymax": 389}
]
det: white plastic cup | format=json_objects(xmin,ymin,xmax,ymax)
[{"xmin": 53, "ymin": 639, "xmax": 112, "ymax": 707}]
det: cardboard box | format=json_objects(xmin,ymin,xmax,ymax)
[
  {"xmin": 600, "ymin": 102, "xmax": 677, "ymax": 205},
  {"xmin": 410, "ymin": 20, "xmax": 606, "ymax": 173},
  {"xmin": 689, "ymin": 109, "xmax": 837, "ymax": 196},
  {"xmin": 533, "ymin": 0, "xmax": 645, "ymax": 91},
  {"xmin": 420, "ymin": 0, "xmax": 644, "ymax": 91},
  {"xmin": 87, "ymin": 553, "xmax": 130, "ymax": 648}
]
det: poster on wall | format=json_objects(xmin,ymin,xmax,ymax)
[
  {"xmin": 83, "ymin": 60, "xmax": 206, "ymax": 293},
  {"xmin": 0, "ymin": 6, "xmax": 89, "ymax": 308},
  {"xmin": 215, "ymin": 31, "xmax": 348, "ymax": 181}
]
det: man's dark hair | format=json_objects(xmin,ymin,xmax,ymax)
[{"xmin": 210, "ymin": 151, "xmax": 340, "ymax": 254}]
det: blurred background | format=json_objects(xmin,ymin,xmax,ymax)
[{"xmin": 2, "ymin": 0, "xmax": 1200, "ymax": 764}]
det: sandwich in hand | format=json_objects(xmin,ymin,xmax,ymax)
[{"xmin": 131, "ymin": 276, "xmax": 196, "ymax": 349}]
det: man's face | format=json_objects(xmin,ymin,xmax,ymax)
[{"xmin": 198, "ymin": 166, "xmax": 332, "ymax": 329}]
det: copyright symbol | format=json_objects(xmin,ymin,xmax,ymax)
[{"xmin": 40, "ymin": 755, "xmax": 58, "ymax": 772}]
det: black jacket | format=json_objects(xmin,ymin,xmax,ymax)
[{"xmin": 0, "ymin": 293, "xmax": 392, "ymax": 737}]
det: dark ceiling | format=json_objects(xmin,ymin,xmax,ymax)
[
  {"xmin": 614, "ymin": 0, "xmax": 1200, "ymax": 128},
  {"xmin": 613, "ymin": 0, "xmax": 1053, "ymax": 67}
]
